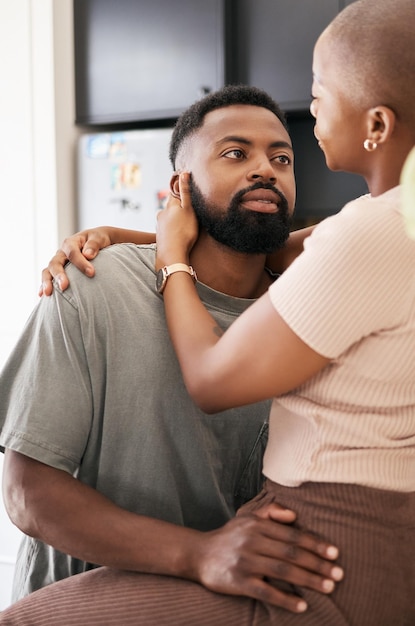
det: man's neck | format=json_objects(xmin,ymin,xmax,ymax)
[{"xmin": 189, "ymin": 234, "xmax": 274, "ymax": 299}]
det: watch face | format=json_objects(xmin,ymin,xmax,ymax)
[{"xmin": 156, "ymin": 268, "xmax": 166, "ymax": 293}]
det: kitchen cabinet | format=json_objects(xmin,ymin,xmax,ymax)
[
  {"xmin": 74, "ymin": 0, "xmax": 229, "ymax": 125},
  {"xmin": 234, "ymin": 0, "xmax": 344, "ymax": 112},
  {"xmin": 73, "ymin": 0, "xmax": 358, "ymax": 125}
]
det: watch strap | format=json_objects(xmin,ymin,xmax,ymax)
[
  {"xmin": 164, "ymin": 263, "xmax": 196, "ymax": 279},
  {"xmin": 157, "ymin": 263, "xmax": 197, "ymax": 294}
]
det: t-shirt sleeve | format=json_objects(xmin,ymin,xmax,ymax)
[
  {"xmin": 0, "ymin": 289, "xmax": 92, "ymax": 473},
  {"xmin": 268, "ymin": 195, "xmax": 414, "ymax": 358}
]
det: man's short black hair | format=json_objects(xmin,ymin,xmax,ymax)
[{"xmin": 169, "ymin": 84, "xmax": 288, "ymax": 169}]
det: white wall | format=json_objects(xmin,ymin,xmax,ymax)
[{"xmin": 0, "ymin": 0, "xmax": 78, "ymax": 608}]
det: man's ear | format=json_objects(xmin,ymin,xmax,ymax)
[
  {"xmin": 170, "ymin": 173, "xmax": 180, "ymax": 198},
  {"xmin": 366, "ymin": 105, "xmax": 396, "ymax": 146}
]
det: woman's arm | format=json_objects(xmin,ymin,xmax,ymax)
[
  {"xmin": 39, "ymin": 226, "xmax": 155, "ymax": 296},
  {"xmin": 39, "ymin": 218, "xmax": 314, "ymax": 297},
  {"xmin": 157, "ymin": 174, "xmax": 329, "ymax": 413},
  {"xmin": 266, "ymin": 225, "xmax": 315, "ymax": 273},
  {"xmin": 162, "ymin": 277, "xmax": 328, "ymax": 412}
]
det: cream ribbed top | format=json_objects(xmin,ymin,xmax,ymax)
[{"xmin": 265, "ymin": 187, "xmax": 415, "ymax": 491}]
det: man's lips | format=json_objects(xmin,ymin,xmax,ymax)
[{"xmin": 240, "ymin": 188, "xmax": 280, "ymax": 213}]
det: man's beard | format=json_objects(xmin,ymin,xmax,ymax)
[{"xmin": 189, "ymin": 177, "xmax": 292, "ymax": 254}]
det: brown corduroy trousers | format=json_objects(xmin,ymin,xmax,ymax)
[{"xmin": 1, "ymin": 480, "xmax": 414, "ymax": 626}]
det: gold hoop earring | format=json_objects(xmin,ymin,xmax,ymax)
[{"xmin": 364, "ymin": 139, "xmax": 378, "ymax": 152}]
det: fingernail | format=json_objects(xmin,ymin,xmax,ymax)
[
  {"xmin": 331, "ymin": 566, "xmax": 344, "ymax": 581},
  {"xmin": 326, "ymin": 545, "xmax": 339, "ymax": 559},
  {"xmin": 84, "ymin": 248, "xmax": 94, "ymax": 256},
  {"xmin": 322, "ymin": 579, "xmax": 335, "ymax": 593},
  {"xmin": 296, "ymin": 600, "xmax": 307, "ymax": 613}
]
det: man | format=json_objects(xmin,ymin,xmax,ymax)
[{"xmin": 0, "ymin": 85, "xmax": 340, "ymax": 613}]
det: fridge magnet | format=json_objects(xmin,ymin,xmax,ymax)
[
  {"xmin": 111, "ymin": 162, "xmax": 141, "ymax": 190},
  {"xmin": 86, "ymin": 134, "xmax": 111, "ymax": 159}
]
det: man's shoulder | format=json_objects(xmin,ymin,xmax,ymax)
[
  {"xmin": 94, "ymin": 242, "xmax": 156, "ymax": 267},
  {"xmin": 67, "ymin": 243, "xmax": 155, "ymax": 279},
  {"xmin": 60, "ymin": 243, "xmax": 156, "ymax": 302}
]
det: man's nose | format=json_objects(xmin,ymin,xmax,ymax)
[{"xmin": 247, "ymin": 160, "xmax": 276, "ymax": 183}]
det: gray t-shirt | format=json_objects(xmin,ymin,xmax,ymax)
[{"xmin": 0, "ymin": 244, "xmax": 270, "ymax": 599}]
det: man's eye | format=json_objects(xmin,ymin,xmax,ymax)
[
  {"xmin": 224, "ymin": 149, "xmax": 245, "ymax": 159},
  {"xmin": 274, "ymin": 155, "xmax": 291, "ymax": 165}
]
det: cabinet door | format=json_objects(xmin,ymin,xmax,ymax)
[
  {"xmin": 235, "ymin": 0, "xmax": 340, "ymax": 111},
  {"xmin": 74, "ymin": 0, "xmax": 227, "ymax": 125}
]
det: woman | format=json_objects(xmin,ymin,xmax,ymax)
[{"xmin": 153, "ymin": 2, "xmax": 415, "ymax": 624}]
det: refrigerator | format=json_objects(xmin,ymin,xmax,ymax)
[{"xmin": 77, "ymin": 128, "xmax": 174, "ymax": 232}]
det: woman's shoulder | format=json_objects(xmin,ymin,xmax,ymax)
[{"xmin": 316, "ymin": 186, "xmax": 402, "ymax": 236}]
